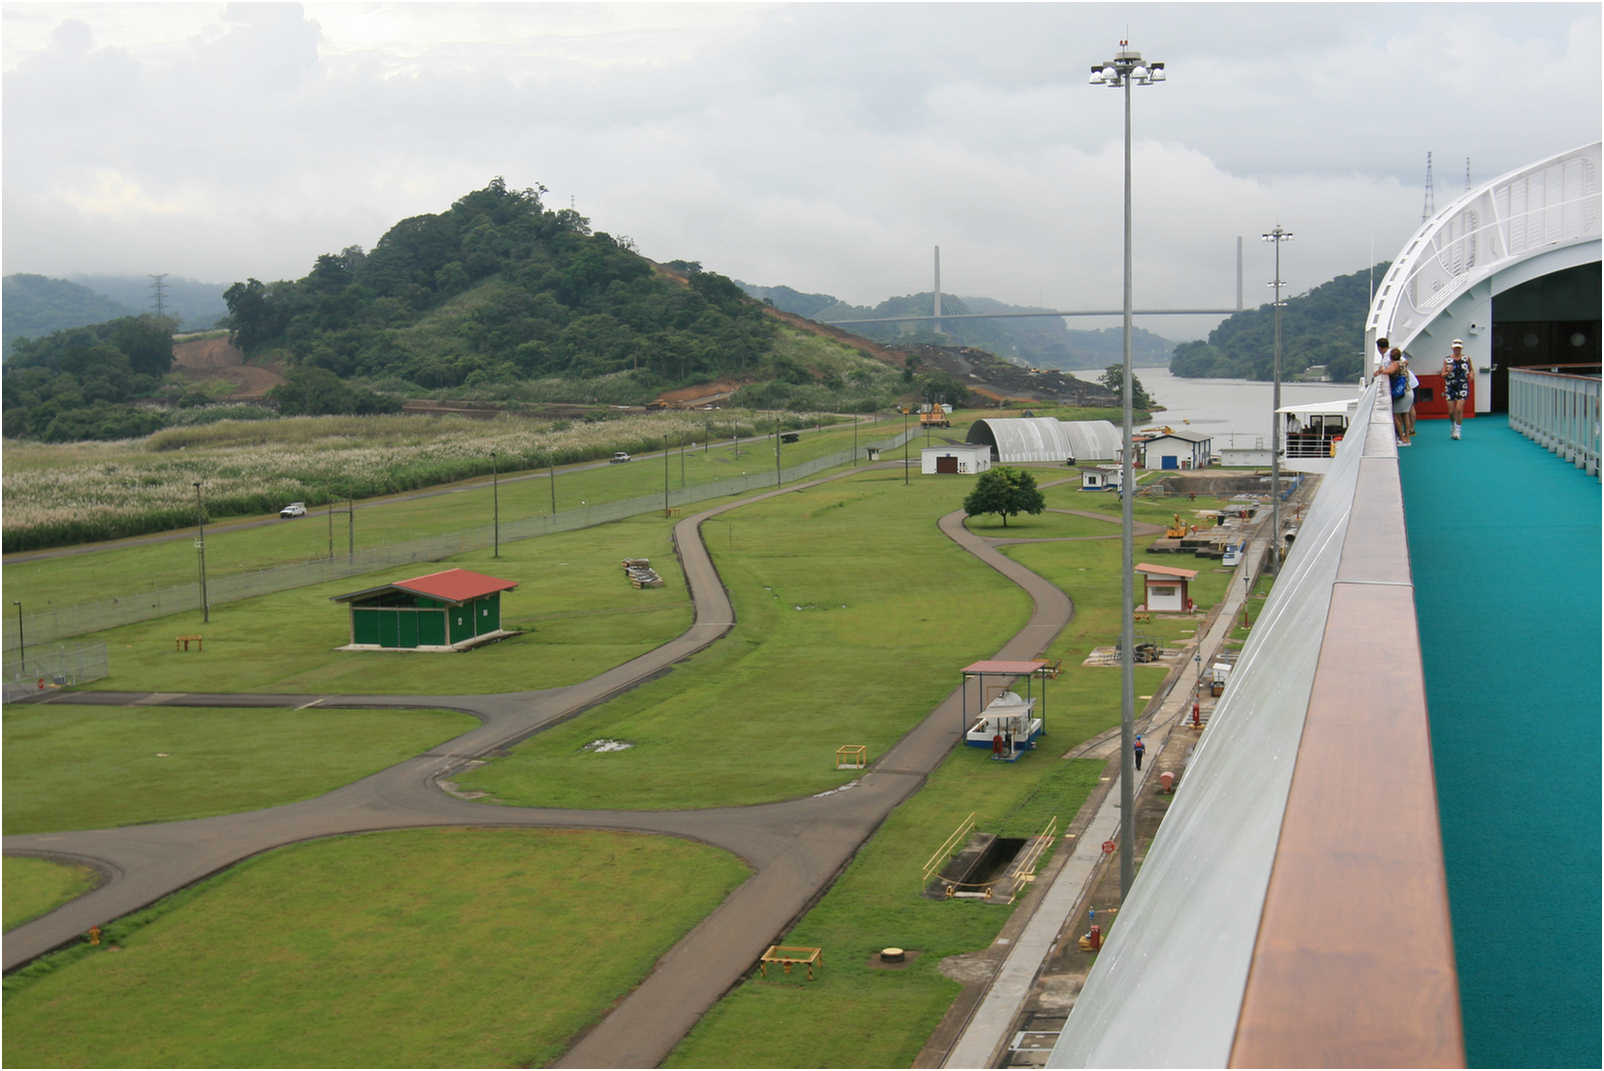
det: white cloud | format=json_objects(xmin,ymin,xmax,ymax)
[{"xmin": 2, "ymin": 2, "xmax": 1598, "ymax": 342}]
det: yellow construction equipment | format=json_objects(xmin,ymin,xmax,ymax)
[{"xmin": 1165, "ymin": 513, "xmax": 1189, "ymax": 539}]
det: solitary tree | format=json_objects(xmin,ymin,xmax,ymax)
[
  {"xmin": 963, "ymin": 465, "xmax": 1046, "ymax": 528},
  {"xmin": 1099, "ymin": 365, "xmax": 1153, "ymax": 409}
]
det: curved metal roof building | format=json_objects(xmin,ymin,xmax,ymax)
[{"xmin": 966, "ymin": 418, "xmax": 1119, "ymax": 463}]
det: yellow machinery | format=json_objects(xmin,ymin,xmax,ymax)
[
  {"xmin": 919, "ymin": 406, "xmax": 950, "ymax": 428},
  {"xmin": 1165, "ymin": 513, "xmax": 1190, "ymax": 539}
]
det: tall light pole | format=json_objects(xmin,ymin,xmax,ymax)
[
  {"xmin": 1091, "ymin": 40, "xmax": 1165, "ymax": 898},
  {"xmin": 193, "ymin": 481, "xmax": 209, "ymax": 623},
  {"xmin": 491, "ymin": 451, "xmax": 500, "ymax": 558},
  {"xmin": 1263, "ymin": 225, "xmax": 1293, "ymax": 575}
]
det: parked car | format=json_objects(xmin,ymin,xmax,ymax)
[
  {"xmin": 609, "ymin": 452, "xmax": 631, "ymax": 464},
  {"xmin": 280, "ymin": 502, "xmax": 307, "ymax": 518}
]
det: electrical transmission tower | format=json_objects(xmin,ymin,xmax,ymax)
[
  {"xmin": 149, "ymin": 273, "xmax": 168, "ymax": 319},
  {"xmin": 1422, "ymin": 152, "xmax": 1435, "ymax": 222}
]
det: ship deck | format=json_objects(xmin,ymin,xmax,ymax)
[{"xmin": 1400, "ymin": 414, "xmax": 1601, "ymax": 1067}]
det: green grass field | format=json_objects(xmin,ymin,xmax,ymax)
[
  {"xmin": 1, "ymin": 829, "xmax": 749, "ymax": 1068},
  {"xmin": 667, "ymin": 750, "xmax": 1105, "ymax": 1067},
  {"xmin": 453, "ymin": 469, "xmax": 1033, "ymax": 809},
  {"xmin": 3, "ymin": 704, "xmax": 477, "ymax": 834},
  {"xmin": 3, "ymin": 857, "xmax": 100, "ymax": 932},
  {"xmin": 59, "ymin": 515, "xmax": 692, "ymax": 695},
  {"xmin": 1, "ymin": 426, "xmax": 1245, "ymax": 1068}
]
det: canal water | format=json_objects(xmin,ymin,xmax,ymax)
[{"xmin": 1133, "ymin": 367, "xmax": 1362, "ymax": 449}]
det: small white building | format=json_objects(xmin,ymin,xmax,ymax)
[
  {"xmin": 1142, "ymin": 431, "xmax": 1213, "ymax": 471},
  {"xmin": 1082, "ymin": 465, "xmax": 1123, "ymax": 491},
  {"xmin": 921, "ymin": 444, "xmax": 992, "ymax": 475},
  {"xmin": 1136, "ymin": 562, "xmax": 1198, "ymax": 612}
]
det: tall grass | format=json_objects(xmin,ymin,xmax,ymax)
[{"xmin": 1, "ymin": 409, "xmax": 833, "ymax": 551}]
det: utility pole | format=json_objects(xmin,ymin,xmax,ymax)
[
  {"xmin": 774, "ymin": 415, "xmax": 782, "ymax": 487},
  {"xmin": 193, "ymin": 482, "xmax": 209, "ymax": 623},
  {"xmin": 491, "ymin": 451, "xmax": 500, "ymax": 558},
  {"xmin": 664, "ymin": 435, "xmax": 671, "ymax": 513},
  {"xmin": 328, "ymin": 501, "xmax": 334, "ymax": 560},
  {"xmin": 12, "ymin": 601, "xmax": 24, "ymax": 676},
  {"xmin": 549, "ymin": 457, "xmax": 557, "ymax": 515},
  {"xmin": 348, "ymin": 498, "xmax": 354, "ymax": 559}
]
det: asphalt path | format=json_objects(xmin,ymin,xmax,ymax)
[{"xmin": 3, "ymin": 465, "xmax": 1077, "ymax": 1068}]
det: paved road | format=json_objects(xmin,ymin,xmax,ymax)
[{"xmin": 3, "ymin": 464, "xmax": 1078, "ymax": 1068}]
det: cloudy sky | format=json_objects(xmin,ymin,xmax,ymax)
[{"xmin": 3, "ymin": 2, "xmax": 1599, "ymax": 341}]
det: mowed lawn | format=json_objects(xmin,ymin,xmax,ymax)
[
  {"xmin": 2, "ymin": 828, "xmax": 749, "ymax": 1068},
  {"xmin": 453, "ymin": 469, "xmax": 1035, "ymax": 810},
  {"xmin": 4, "ymin": 704, "xmax": 476, "ymax": 833},
  {"xmin": 62, "ymin": 514, "xmax": 692, "ymax": 695},
  {"xmin": 3, "ymin": 857, "xmax": 100, "ymax": 932},
  {"xmin": 667, "ymin": 750, "xmax": 1106, "ymax": 1067}
]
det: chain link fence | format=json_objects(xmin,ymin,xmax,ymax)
[
  {"xmin": 3, "ymin": 642, "xmax": 109, "ymax": 702},
  {"xmin": 3, "ymin": 429, "xmax": 918, "ymax": 651}
]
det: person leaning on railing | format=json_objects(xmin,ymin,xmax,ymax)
[{"xmin": 1374, "ymin": 341, "xmax": 1414, "ymax": 447}]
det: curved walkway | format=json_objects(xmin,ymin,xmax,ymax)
[{"xmin": 4, "ymin": 466, "xmax": 1077, "ymax": 1067}]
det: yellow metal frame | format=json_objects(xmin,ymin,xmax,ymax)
[
  {"xmin": 835, "ymin": 744, "xmax": 868, "ymax": 770},
  {"xmin": 759, "ymin": 944, "xmax": 823, "ymax": 980}
]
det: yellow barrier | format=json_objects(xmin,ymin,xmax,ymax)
[
  {"xmin": 835, "ymin": 744, "xmax": 868, "ymax": 770},
  {"xmin": 920, "ymin": 812, "xmax": 976, "ymax": 886},
  {"xmin": 759, "ymin": 945, "xmax": 823, "ymax": 980}
]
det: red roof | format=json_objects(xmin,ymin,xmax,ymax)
[{"xmin": 393, "ymin": 568, "xmax": 518, "ymax": 603}]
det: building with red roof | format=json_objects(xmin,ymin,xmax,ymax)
[
  {"xmin": 1135, "ymin": 562, "xmax": 1198, "ymax": 612},
  {"xmin": 331, "ymin": 568, "xmax": 517, "ymax": 650}
]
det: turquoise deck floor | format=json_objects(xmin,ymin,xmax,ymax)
[{"xmin": 1399, "ymin": 415, "xmax": 1601, "ymax": 1068}]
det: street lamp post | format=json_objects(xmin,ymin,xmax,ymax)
[
  {"xmin": 1263, "ymin": 225, "xmax": 1293, "ymax": 575},
  {"xmin": 903, "ymin": 407, "xmax": 910, "ymax": 485},
  {"xmin": 491, "ymin": 451, "xmax": 500, "ymax": 558},
  {"xmin": 1090, "ymin": 40, "xmax": 1165, "ymax": 899},
  {"xmin": 193, "ymin": 481, "xmax": 209, "ymax": 623}
]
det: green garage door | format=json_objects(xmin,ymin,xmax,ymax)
[
  {"xmin": 418, "ymin": 610, "xmax": 446, "ymax": 646},
  {"xmin": 377, "ymin": 611, "xmax": 400, "ymax": 648},
  {"xmin": 352, "ymin": 608, "xmax": 382, "ymax": 646}
]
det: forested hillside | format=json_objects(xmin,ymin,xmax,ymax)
[
  {"xmin": 2, "ymin": 275, "xmax": 134, "ymax": 356},
  {"xmin": 3, "ymin": 316, "xmax": 180, "ymax": 440},
  {"xmin": 223, "ymin": 179, "xmax": 776, "ymax": 397},
  {"xmin": 1168, "ymin": 263, "xmax": 1385, "ymax": 383},
  {"xmin": 738, "ymin": 283, "xmax": 1175, "ymax": 369}
]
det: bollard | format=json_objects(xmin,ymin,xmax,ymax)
[
  {"xmin": 88, "ymin": 926, "xmax": 101, "ymax": 946},
  {"xmin": 1089, "ymin": 924, "xmax": 1102, "ymax": 951}
]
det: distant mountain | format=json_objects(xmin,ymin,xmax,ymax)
[
  {"xmin": 69, "ymin": 274, "xmax": 228, "ymax": 333},
  {"xmin": 3, "ymin": 274, "xmax": 134, "ymax": 356},
  {"xmin": 736, "ymin": 283, "xmax": 1175, "ymax": 369},
  {"xmin": 3, "ymin": 273, "xmax": 226, "ymax": 356}
]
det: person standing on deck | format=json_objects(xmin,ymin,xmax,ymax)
[
  {"xmin": 1442, "ymin": 339, "xmax": 1472, "ymax": 439},
  {"xmin": 1377, "ymin": 347, "xmax": 1414, "ymax": 446}
]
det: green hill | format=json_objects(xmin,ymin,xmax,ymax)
[
  {"xmin": 3, "ymin": 274, "xmax": 134, "ymax": 356},
  {"xmin": 1169, "ymin": 263, "xmax": 1387, "ymax": 383}
]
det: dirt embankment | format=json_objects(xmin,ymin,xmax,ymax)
[{"xmin": 170, "ymin": 337, "xmax": 285, "ymax": 401}]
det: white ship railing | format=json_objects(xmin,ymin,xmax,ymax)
[
  {"xmin": 1367, "ymin": 142, "xmax": 1602, "ymax": 353},
  {"xmin": 1508, "ymin": 367, "xmax": 1601, "ymax": 476}
]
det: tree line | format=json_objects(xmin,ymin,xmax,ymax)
[{"xmin": 3, "ymin": 316, "xmax": 178, "ymax": 441}]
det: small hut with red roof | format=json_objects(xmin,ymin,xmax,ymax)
[
  {"xmin": 331, "ymin": 568, "xmax": 517, "ymax": 650},
  {"xmin": 1135, "ymin": 562, "xmax": 1198, "ymax": 613}
]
